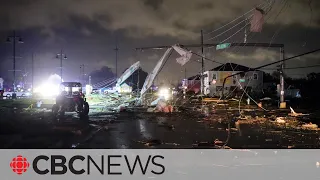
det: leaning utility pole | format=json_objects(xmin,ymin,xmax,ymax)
[
  {"xmin": 136, "ymin": 42, "xmax": 286, "ymax": 108},
  {"xmin": 201, "ymin": 30, "xmax": 205, "ymax": 95}
]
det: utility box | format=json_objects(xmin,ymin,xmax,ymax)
[{"xmin": 280, "ymin": 102, "xmax": 286, "ymax": 109}]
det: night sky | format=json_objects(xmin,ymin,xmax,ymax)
[{"xmin": 0, "ymin": 0, "xmax": 319, "ymax": 86}]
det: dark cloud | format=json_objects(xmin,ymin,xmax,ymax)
[
  {"xmin": 1, "ymin": 0, "xmax": 319, "ymax": 39},
  {"xmin": 0, "ymin": 0, "xmax": 320, "ymax": 84},
  {"xmin": 143, "ymin": 0, "xmax": 164, "ymax": 10},
  {"xmin": 195, "ymin": 2, "xmax": 214, "ymax": 10}
]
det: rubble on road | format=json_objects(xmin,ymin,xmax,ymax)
[
  {"xmin": 289, "ymin": 107, "xmax": 309, "ymax": 117},
  {"xmin": 275, "ymin": 117, "xmax": 286, "ymax": 123},
  {"xmin": 302, "ymin": 123, "xmax": 318, "ymax": 129}
]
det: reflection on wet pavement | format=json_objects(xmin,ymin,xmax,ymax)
[{"xmin": 1, "ymin": 108, "xmax": 320, "ymax": 149}]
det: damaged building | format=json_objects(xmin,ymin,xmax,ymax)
[{"xmin": 203, "ymin": 63, "xmax": 264, "ymax": 97}]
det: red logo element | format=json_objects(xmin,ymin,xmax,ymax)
[{"xmin": 10, "ymin": 155, "xmax": 30, "ymax": 175}]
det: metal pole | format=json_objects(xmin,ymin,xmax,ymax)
[
  {"xmin": 79, "ymin": 65, "xmax": 82, "ymax": 83},
  {"xmin": 32, "ymin": 53, "xmax": 34, "ymax": 93},
  {"xmin": 13, "ymin": 31, "xmax": 16, "ymax": 93},
  {"xmin": 183, "ymin": 68, "xmax": 187, "ymax": 99},
  {"xmin": 115, "ymin": 37, "xmax": 118, "ymax": 79},
  {"xmin": 201, "ymin": 30, "xmax": 204, "ymax": 95},
  {"xmin": 244, "ymin": 18, "xmax": 247, "ymax": 43},
  {"xmin": 280, "ymin": 47, "xmax": 285, "ymax": 106},
  {"xmin": 82, "ymin": 64, "xmax": 85, "ymax": 84},
  {"xmin": 137, "ymin": 68, "xmax": 140, "ymax": 93},
  {"xmin": 60, "ymin": 49, "xmax": 63, "ymax": 83}
]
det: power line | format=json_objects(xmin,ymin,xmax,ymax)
[
  {"xmin": 206, "ymin": 0, "xmax": 276, "ymax": 49},
  {"xmin": 190, "ymin": 51, "xmax": 224, "ymax": 65},
  {"xmin": 205, "ymin": 1, "xmax": 273, "ymax": 42},
  {"xmin": 205, "ymin": 15, "xmax": 253, "ymax": 42},
  {"xmin": 209, "ymin": 0, "xmax": 283, "ymax": 75},
  {"xmin": 222, "ymin": 48, "xmax": 320, "ymax": 81},
  {"xmin": 262, "ymin": 64, "xmax": 320, "ymax": 70},
  {"xmin": 204, "ymin": 1, "xmax": 267, "ymax": 35}
]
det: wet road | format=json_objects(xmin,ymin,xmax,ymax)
[{"xmin": 1, "ymin": 107, "xmax": 320, "ymax": 149}]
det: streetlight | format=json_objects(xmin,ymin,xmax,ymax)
[
  {"xmin": 6, "ymin": 31, "xmax": 23, "ymax": 99},
  {"xmin": 56, "ymin": 50, "xmax": 67, "ymax": 83}
]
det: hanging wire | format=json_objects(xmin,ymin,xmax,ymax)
[
  {"xmin": 211, "ymin": 0, "xmax": 288, "ymax": 148},
  {"xmin": 204, "ymin": 1, "xmax": 268, "ymax": 35},
  {"xmin": 204, "ymin": 2, "xmax": 272, "ymax": 41},
  {"xmin": 205, "ymin": 15, "xmax": 254, "ymax": 42}
]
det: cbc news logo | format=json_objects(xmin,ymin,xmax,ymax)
[
  {"xmin": 10, "ymin": 155, "xmax": 30, "ymax": 175},
  {"xmin": 9, "ymin": 154, "xmax": 165, "ymax": 176}
]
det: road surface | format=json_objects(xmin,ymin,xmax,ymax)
[{"xmin": 0, "ymin": 106, "xmax": 319, "ymax": 149}]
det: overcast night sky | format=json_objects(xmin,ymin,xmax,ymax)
[{"xmin": 0, "ymin": 0, "xmax": 319, "ymax": 86}]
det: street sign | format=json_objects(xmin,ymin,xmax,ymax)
[
  {"xmin": 239, "ymin": 79, "xmax": 245, "ymax": 83},
  {"xmin": 216, "ymin": 43, "xmax": 231, "ymax": 50}
]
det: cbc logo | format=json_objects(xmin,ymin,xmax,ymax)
[{"xmin": 10, "ymin": 155, "xmax": 30, "ymax": 175}]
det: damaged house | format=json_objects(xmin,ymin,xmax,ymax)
[{"xmin": 203, "ymin": 63, "xmax": 264, "ymax": 97}]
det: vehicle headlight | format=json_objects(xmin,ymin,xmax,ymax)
[{"xmin": 158, "ymin": 88, "xmax": 170, "ymax": 100}]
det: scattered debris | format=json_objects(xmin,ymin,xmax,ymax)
[
  {"xmin": 194, "ymin": 142, "xmax": 212, "ymax": 147},
  {"xmin": 147, "ymin": 108, "xmax": 155, "ymax": 112},
  {"xmin": 150, "ymin": 97, "xmax": 164, "ymax": 106},
  {"xmin": 276, "ymin": 117, "xmax": 286, "ymax": 124},
  {"xmin": 302, "ymin": 123, "xmax": 318, "ymax": 129},
  {"xmin": 164, "ymin": 142, "xmax": 180, "ymax": 146},
  {"xmin": 289, "ymin": 107, "xmax": 309, "ymax": 117},
  {"xmin": 144, "ymin": 139, "xmax": 162, "ymax": 146},
  {"xmin": 260, "ymin": 97, "xmax": 272, "ymax": 101},
  {"xmin": 214, "ymin": 139, "xmax": 224, "ymax": 145},
  {"xmin": 117, "ymin": 105, "xmax": 127, "ymax": 112}
]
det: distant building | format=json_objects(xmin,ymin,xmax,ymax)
[
  {"xmin": 118, "ymin": 83, "xmax": 132, "ymax": 93},
  {"xmin": 182, "ymin": 75, "xmax": 201, "ymax": 94},
  {"xmin": 203, "ymin": 63, "xmax": 263, "ymax": 97}
]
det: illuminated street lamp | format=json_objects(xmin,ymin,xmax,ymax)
[{"xmin": 56, "ymin": 50, "xmax": 67, "ymax": 83}]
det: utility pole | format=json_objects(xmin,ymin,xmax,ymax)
[
  {"xmin": 137, "ymin": 68, "xmax": 140, "ymax": 93},
  {"xmin": 56, "ymin": 50, "xmax": 67, "ymax": 83},
  {"xmin": 184, "ymin": 68, "xmax": 187, "ymax": 79},
  {"xmin": 136, "ymin": 42, "xmax": 285, "ymax": 100},
  {"xmin": 280, "ymin": 47, "xmax": 286, "ymax": 108},
  {"xmin": 114, "ymin": 37, "xmax": 119, "ymax": 79},
  {"xmin": 32, "ymin": 53, "xmax": 34, "ymax": 93},
  {"xmin": 82, "ymin": 64, "xmax": 85, "ymax": 84},
  {"xmin": 244, "ymin": 18, "xmax": 248, "ymax": 43},
  {"xmin": 80, "ymin": 64, "xmax": 84, "ymax": 83},
  {"xmin": 201, "ymin": 30, "xmax": 205, "ymax": 95},
  {"xmin": 89, "ymin": 76, "xmax": 92, "ymax": 86},
  {"xmin": 6, "ymin": 30, "xmax": 23, "ymax": 98}
]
